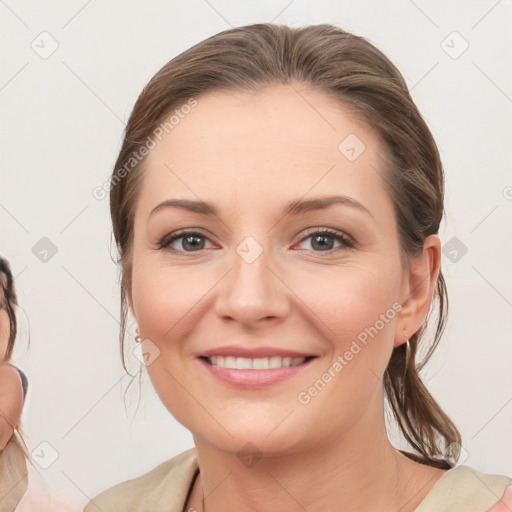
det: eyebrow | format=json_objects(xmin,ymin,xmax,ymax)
[{"xmin": 150, "ymin": 194, "xmax": 374, "ymax": 220}]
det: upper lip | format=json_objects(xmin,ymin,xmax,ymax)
[{"xmin": 199, "ymin": 346, "xmax": 316, "ymax": 359}]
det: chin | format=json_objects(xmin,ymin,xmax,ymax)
[
  {"xmin": 188, "ymin": 410, "xmax": 320, "ymax": 460},
  {"xmin": 196, "ymin": 431, "xmax": 308, "ymax": 461}
]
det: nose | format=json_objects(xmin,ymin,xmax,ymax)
[{"xmin": 214, "ymin": 241, "xmax": 290, "ymax": 328}]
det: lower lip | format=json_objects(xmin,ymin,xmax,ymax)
[{"xmin": 199, "ymin": 358, "xmax": 314, "ymax": 389}]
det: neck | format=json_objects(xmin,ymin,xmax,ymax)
[{"xmin": 188, "ymin": 398, "xmax": 445, "ymax": 512}]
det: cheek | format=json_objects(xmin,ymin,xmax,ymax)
[
  {"xmin": 130, "ymin": 256, "xmax": 206, "ymax": 426},
  {"xmin": 290, "ymin": 260, "xmax": 401, "ymax": 346},
  {"xmin": 130, "ymin": 254, "xmax": 220, "ymax": 356},
  {"xmin": 288, "ymin": 259, "xmax": 402, "ymax": 412},
  {"xmin": 289, "ymin": 270, "xmax": 400, "ymax": 432}
]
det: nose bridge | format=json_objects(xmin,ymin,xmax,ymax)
[{"xmin": 215, "ymin": 234, "xmax": 288, "ymax": 324}]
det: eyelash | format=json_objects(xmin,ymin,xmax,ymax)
[{"xmin": 157, "ymin": 228, "xmax": 355, "ymax": 255}]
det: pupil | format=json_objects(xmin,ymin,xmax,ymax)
[
  {"xmin": 312, "ymin": 235, "xmax": 333, "ymax": 251},
  {"xmin": 184, "ymin": 235, "xmax": 203, "ymax": 251}
]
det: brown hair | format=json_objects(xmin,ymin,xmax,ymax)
[
  {"xmin": 109, "ymin": 23, "xmax": 461, "ymax": 466},
  {"xmin": 0, "ymin": 256, "xmax": 18, "ymax": 359}
]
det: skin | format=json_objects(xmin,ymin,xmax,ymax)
[
  {"xmin": 128, "ymin": 83, "xmax": 446, "ymax": 511},
  {"xmin": 0, "ymin": 301, "xmax": 10, "ymax": 359},
  {"xmin": 0, "ymin": 294, "xmax": 23, "ymax": 450}
]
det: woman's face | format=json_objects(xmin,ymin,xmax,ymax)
[{"xmin": 129, "ymin": 84, "xmax": 423, "ymax": 456}]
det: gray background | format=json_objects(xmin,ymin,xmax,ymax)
[{"xmin": 1, "ymin": 0, "xmax": 511, "ymax": 509}]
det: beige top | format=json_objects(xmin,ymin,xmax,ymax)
[{"xmin": 83, "ymin": 449, "xmax": 512, "ymax": 512}]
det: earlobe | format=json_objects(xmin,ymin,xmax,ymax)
[{"xmin": 394, "ymin": 234, "xmax": 441, "ymax": 347}]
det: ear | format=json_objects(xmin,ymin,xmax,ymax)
[{"xmin": 394, "ymin": 234, "xmax": 441, "ymax": 347}]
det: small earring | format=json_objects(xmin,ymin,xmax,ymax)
[{"xmin": 135, "ymin": 336, "xmax": 142, "ymax": 343}]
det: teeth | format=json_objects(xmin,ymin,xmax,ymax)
[
  {"xmin": 236, "ymin": 357, "xmax": 253, "ymax": 370},
  {"xmin": 224, "ymin": 356, "xmax": 236, "ymax": 368},
  {"xmin": 208, "ymin": 356, "xmax": 306, "ymax": 369},
  {"xmin": 269, "ymin": 356, "xmax": 282, "ymax": 369},
  {"xmin": 252, "ymin": 357, "xmax": 269, "ymax": 369}
]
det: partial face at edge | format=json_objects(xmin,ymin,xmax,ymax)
[
  {"xmin": 0, "ymin": 290, "xmax": 10, "ymax": 360},
  {"xmin": 127, "ymin": 84, "xmax": 415, "ymax": 455}
]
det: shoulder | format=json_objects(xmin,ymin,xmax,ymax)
[
  {"xmin": 415, "ymin": 465, "xmax": 512, "ymax": 511},
  {"xmin": 83, "ymin": 448, "xmax": 199, "ymax": 512}
]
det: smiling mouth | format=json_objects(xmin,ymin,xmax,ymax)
[{"xmin": 201, "ymin": 355, "xmax": 316, "ymax": 370}]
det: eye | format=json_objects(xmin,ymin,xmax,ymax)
[
  {"xmin": 158, "ymin": 230, "xmax": 214, "ymax": 253},
  {"xmin": 157, "ymin": 227, "xmax": 355, "ymax": 255},
  {"xmin": 294, "ymin": 228, "xmax": 355, "ymax": 253}
]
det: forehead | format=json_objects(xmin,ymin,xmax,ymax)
[
  {"xmin": 138, "ymin": 84, "xmax": 392, "ymax": 217},
  {"xmin": 154, "ymin": 84, "xmax": 382, "ymax": 156}
]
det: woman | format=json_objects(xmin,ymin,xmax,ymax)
[
  {"xmin": 84, "ymin": 24, "xmax": 512, "ymax": 511},
  {"xmin": 0, "ymin": 257, "xmax": 50, "ymax": 512},
  {"xmin": 0, "ymin": 256, "xmax": 29, "ymax": 510}
]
